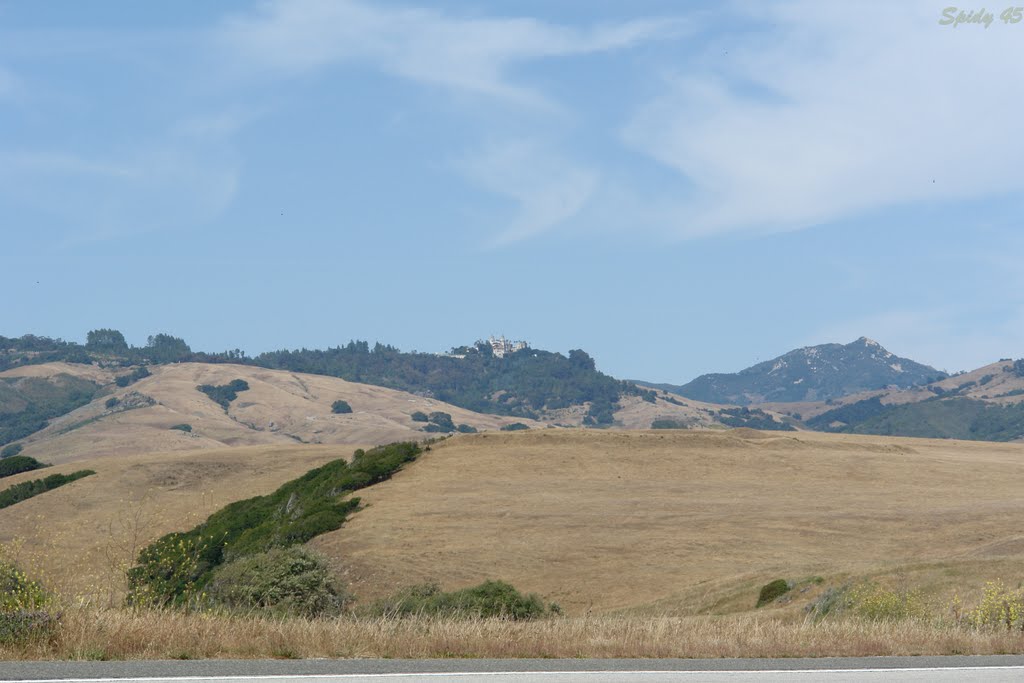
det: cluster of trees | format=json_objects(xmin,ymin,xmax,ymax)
[
  {"xmin": 716, "ymin": 407, "xmax": 795, "ymax": 431},
  {"xmin": 841, "ymin": 397, "xmax": 1024, "ymax": 441},
  {"xmin": 1, "ymin": 332, "xmax": 200, "ymax": 370},
  {"xmin": 251, "ymin": 341, "xmax": 652, "ymax": 420},
  {"xmin": 0, "ymin": 455, "xmax": 47, "ymax": 479},
  {"xmin": 411, "ymin": 411, "xmax": 475, "ymax": 433},
  {"xmin": 0, "ymin": 376, "xmax": 101, "ymax": 448},
  {"xmin": 197, "ymin": 379, "xmax": 250, "ymax": 410},
  {"xmin": 0, "ymin": 469, "xmax": 94, "ymax": 510},
  {"xmin": 3, "ymin": 329, "xmax": 654, "ymax": 426}
]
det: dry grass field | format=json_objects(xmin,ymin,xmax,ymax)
[
  {"xmin": 6, "ymin": 610, "xmax": 1024, "ymax": 660},
  {"xmin": 4, "ymin": 428, "xmax": 1024, "ymax": 658},
  {"xmin": 0, "ymin": 443, "xmax": 352, "ymax": 604},
  {"xmin": 313, "ymin": 429, "xmax": 1024, "ymax": 616}
]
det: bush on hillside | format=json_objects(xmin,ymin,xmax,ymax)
[
  {"xmin": 169, "ymin": 424, "xmax": 192, "ymax": 433},
  {"xmin": 756, "ymin": 579, "xmax": 791, "ymax": 608},
  {"xmin": 650, "ymin": 418, "xmax": 690, "ymax": 429},
  {"xmin": 331, "ymin": 400, "xmax": 353, "ymax": 414},
  {"xmin": 456, "ymin": 424, "xmax": 477, "ymax": 433},
  {"xmin": 127, "ymin": 442, "xmax": 421, "ymax": 608},
  {"xmin": 0, "ymin": 559, "xmax": 57, "ymax": 644},
  {"xmin": 500, "ymin": 423, "xmax": 529, "ymax": 432},
  {"xmin": 197, "ymin": 379, "xmax": 250, "ymax": 410},
  {"xmin": 0, "ymin": 443, "xmax": 23, "ymax": 459},
  {"xmin": 427, "ymin": 412, "xmax": 455, "ymax": 431},
  {"xmin": 0, "ymin": 470, "xmax": 95, "ymax": 510},
  {"xmin": 0, "ymin": 456, "xmax": 47, "ymax": 479},
  {"xmin": 411, "ymin": 411, "xmax": 428, "ymax": 422},
  {"xmin": 115, "ymin": 366, "xmax": 151, "ymax": 388},
  {"xmin": 105, "ymin": 397, "xmax": 120, "ymax": 409},
  {"xmin": 368, "ymin": 580, "xmax": 555, "ymax": 620},
  {"xmin": 205, "ymin": 547, "xmax": 348, "ymax": 618}
]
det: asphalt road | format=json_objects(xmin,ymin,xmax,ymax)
[{"xmin": 3, "ymin": 657, "xmax": 1024, "ymax": 682}]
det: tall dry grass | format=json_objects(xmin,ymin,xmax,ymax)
[{"xmin": 4, "ymin": 608, "xmax": 1024, "ymax": 660}]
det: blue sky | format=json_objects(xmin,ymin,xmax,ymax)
[{"xmin": 1, "ymin": 0, "xmax": 1022, "ymax": 383}]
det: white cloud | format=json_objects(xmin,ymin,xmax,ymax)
[
  {"xmin": 218, "ymin": 0, "xmax": 683, "ymax": 107},
  {"xmin": 456, "ymin": 141, "xmax": 599, "ymax": 246},
  {"xmin": 623, "ymin": 0, "xmax": 1024, "ymax": 237}
]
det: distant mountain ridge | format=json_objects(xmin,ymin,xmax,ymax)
[{"xmin": 662, "ymin": 337, "xmax": 946, "ymax": 405}]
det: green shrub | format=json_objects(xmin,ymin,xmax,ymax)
[
  {"xmin": 427, "ymin": 412, "xmax": 455, "ymax": 432},
  {"xmin": 169, "ymin": 424, "xmax": 192, "ymax": 433},
  {"xmin": 197, "ymin": 379, "xmax": 250, "ymax": 410},
  {"xmin": 966, "ymin": 580, "xmax": 1024, "ymax": 630},
  {"xmin": 369, "ymin": 580, "xmax": 551, "ymax": 620},
  {"xmin": 0, "ymin": 456, "xmax": 47, "ymax": 479},
  {"xmin": 756, "ymin": 579, "xmax": 791, "ymax": 607},
  {"xmin": 127, "ymin": 442, "xmax": 421, "ymax": 607},
  {"xmin": 331, "ymin": 400, "xmax": 353, "ymax": 414},
  {"xmin": 105, "ymin": 397, "xmax": 120, "ymax": 409},
  {"xmin": 0, "ymin": 560, "xmax": 57, "ymax": 644},
  {"xmin": 115, "ymin": 366, "xmax": 151, "ymax": 388},
  {"xmin": 847, "ymin": 582, "xmax": 929, "ymax": 622},
  {"xmin": 0, "ymin": 610, "xmax": 59, "ymax": 644},
  {"xmin": 411, "ymin": 411, "xmax": 428, "ymax": 422},
  {"xmin": 0, "ymin": 470, "xmax": 94, "ymax": 510},
  {"xmin": 205, "ymin": 547, "xmax": 347, "ymax": 618},
  {"xmin": 1, "ymin": 443, "xmax": 24, "ymax": 459},
  {"xmin": 500, "ymin": 423, "xmax": 529, "ymax": 432},
  {"xmin": 651, "ymin": 418, "xmax": 689, "ymax": 429},
  {"xmin": 456, "ymin": 424, "xmax": 477, "ymax": 433}
]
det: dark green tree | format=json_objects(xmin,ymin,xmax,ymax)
[
  {"xmin": 86, "ymin": 329, "xmax": 129, "ymax": 354},
  {"xmin": 145, "ymin": 334, "xmax": 192, "ymax": 363}
]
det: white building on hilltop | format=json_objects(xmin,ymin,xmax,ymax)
[{"xmin": 487, "ymin": 335, "xmax": 528, "ymax": 358}]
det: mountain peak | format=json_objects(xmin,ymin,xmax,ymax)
[{"xmin": 671, "ymin": 339, "xmax": 945, "ymax": 405}]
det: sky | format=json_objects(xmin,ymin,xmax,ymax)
[{"xmin": 1, "ymin": 0, "xmax": 1022, "ymax": 383}]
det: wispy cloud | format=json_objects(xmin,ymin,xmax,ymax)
[
  {"xmin": 0, "ymin": 145, "xmax": 238, "ymax": 244},
  {"xmin": 218, "ymin": 0, "xmax": 683, "ymax": 108},
  {"xmin": 623, "ymin": 0, "xmax": 1024, "ymax": 238},
  {"xmin": 456, "ymin": 141, "xmax": 599, "ymax": 246}
]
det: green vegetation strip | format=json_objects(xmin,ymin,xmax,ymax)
[
  {"xmin": 127, "ymin": 441, "xmax": 421, "ymax": 607},
  {"xmin": 0, "ymin": 456, "xmax": 47, "ymax": 479},
  {"xmin": 0, "ymin": 470, "xmax": 95, "ymax": 510}
]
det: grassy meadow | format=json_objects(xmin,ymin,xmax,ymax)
[{"xmin": 4, "ymin": 429, "xmax": 1024, "ymax": 657}]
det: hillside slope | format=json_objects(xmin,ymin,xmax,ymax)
[
  {"xmin": 312, "ymin": 429, "xmax": 1024, "ymax": 614},
  {"xmin": 664, "ymin": 338, "xmax": 944, "ymax": 405},
  {"xmin": 3, "ymin": 362, "xmax": 538, "ymax": 464},
  {"xmin": 0, "ymin": 443, "xmax": 346, "ymax": 601}
]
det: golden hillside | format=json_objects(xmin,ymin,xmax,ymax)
[
  {"xmin": 311, "ymin": 429, "xmax": 1024, "ymax": 614},
  {"xmin": 0, "ymin": 443, "xmax": 348, "ymax": 603},
  {"xmin": 5, "ymin": 362, "xmax": 538, "ymax": 464}
]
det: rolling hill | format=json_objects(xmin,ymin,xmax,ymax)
[
  {"xmin": 8, "ymin": 429, "xmax": 1024, "ymax": 617},
  {"xmin": 312, "ymin": 429, "xmax": 1024, "ymax": 614},
  {"xmin": 1, "ymin": 362, "xmax": 541, "ymax": 465},
  {"xmin": 658, "ymin": 337, "xmax": 945, "ymax": 405}
]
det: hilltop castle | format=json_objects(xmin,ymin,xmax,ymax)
[{"xmin": 486, "ymin": 335, "xmax": 528, "ymax": 358}]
